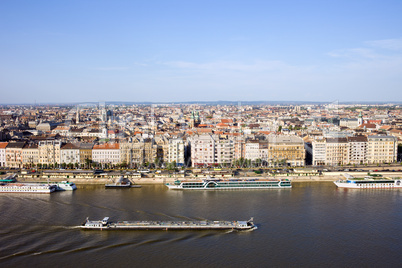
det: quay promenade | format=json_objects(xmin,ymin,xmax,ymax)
[{"xmin": 10, "ymin": 171, "xmax": 402, "ymax": 185}]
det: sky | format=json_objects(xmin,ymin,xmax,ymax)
[{"xmin": 1, "ymin": 0, "xmax": 402, "ymax": 104}]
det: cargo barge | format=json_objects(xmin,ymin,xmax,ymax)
[{"xmin": 81, "ymin": 217, "xmax": 256, "ymax": 231}]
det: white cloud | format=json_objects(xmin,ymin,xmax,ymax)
[
  {"xmin": 366, "ymin": 38, "xmax": 402, "ymax": 51},
  {"xmin": 160, "ymin": 60, "xmax": 311, "ymax": 72},
  {"xmin": 327, "ymin": 48, "xmax": 381, "ymax": 59},
  {"xmin": 91, "ymin": 67, "xmax": 129, "ymax": 71}
]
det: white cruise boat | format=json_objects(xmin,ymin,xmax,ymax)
[
  {"xmin": 0, "ymin": 183, "xmax": 57, "ymax": 194},
  {"xmin": 53, "ymin": 181, "xmax": 77, "ymax": 191},
  {"xmin": 334, "ymin": 176, "xmax": 402, "ymax": 189},
  {"xmin": 166, "ymin": 177, "xmax": 291, "ymax": 190},
  {"xmin": 35, "ymin": 181, "xmax": 77, "ymax": 191}
]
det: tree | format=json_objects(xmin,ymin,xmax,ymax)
[
  {"xmin": 167, "ymin": 161, "xmax": 176, "ymax": 170},
  {"xmin": 85, "ymin": 158, "xmax": 92, "ymax": 169},
  {"xmin": 154, "ymin": 157, "xmax": 162, "ymax": 168},
  {"xmin": 278, "ymin": 126, "xmax": 282, "ymax": 132}
]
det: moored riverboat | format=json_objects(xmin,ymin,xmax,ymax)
[
  {"xmin": 166, "ymin": 177, "xmax": 291, "ymax": 190},
  {"xmin": 0, "ymin": 182, "xmax": 57, "ymax": 193},
  {"xmin": 334, "ymin": 176, "xmax": 402, "ymax": 189},
  {"xmin": 37, "ymin": 181, "xmax": 77, "ymax": 191}
]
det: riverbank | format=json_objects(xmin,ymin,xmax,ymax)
[
  {"xmin": 15, "ymin": 175, "xmax": 342, "ymax": 185},
  {"xmin": 9, "ymin": 171, "xmax": 402, "ymax": 185}
]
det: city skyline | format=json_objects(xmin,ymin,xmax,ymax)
[{"xmin": 1, "ymin": 1, "xmax": 402, "ymax": 104}]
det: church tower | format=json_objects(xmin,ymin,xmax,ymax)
[
  {"xmin": 358, "ymin": 111, "xmax": 363, "ymax": 126},
  {"xmin": 76, "ymin": 106, "xmax": 79, "ymax": 124}
]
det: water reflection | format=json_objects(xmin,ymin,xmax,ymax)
[{"xmin": 1, "ymin": 182, "xmax": 401, "ymax": 268}]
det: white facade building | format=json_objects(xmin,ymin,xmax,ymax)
[
  {"xmin": 312, "ymin": 139, "xmax": 326, "ymax": 166},
  {"xmin": 245, "ymin": 141, "xmax": 260, "ymax": 160},
  {"xmin": 92, "ymin": 143, "xmax": 120, "ymax": 165},
  {"xmin": 60, "ymin": 143, "xmax": 81, "ymax": 165},
  {"xmin": 167, "ymin": 138, "xmax": 185, "ymax": 166},
  {"xmin": 0, "ymin": 142, "xmax": 7, "ymax": 167}
]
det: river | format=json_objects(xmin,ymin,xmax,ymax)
[{"xmin": 0, "ymin": 182, "xmax": 401, "ymax": 267}]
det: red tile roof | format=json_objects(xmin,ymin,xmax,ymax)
[
  {"xmin": 93, "ymin": 143, "xmax": 119, "ymax": 150},
  {"xmin": 0, "ymin": 142, "xmax": 8, "ymax": 149}
]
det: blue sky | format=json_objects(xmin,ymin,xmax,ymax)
[{"xmin": 1, "ymin": 0, "xmax": 402, "ymax": 104}]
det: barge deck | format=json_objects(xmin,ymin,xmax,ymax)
[{"xmin": 82, "ymin": 217, "xmax": 256, "ymax": 231}]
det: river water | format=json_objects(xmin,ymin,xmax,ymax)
[{"xmin": 0, "ymin": 182, "xmax": 401, "ymax": 268}]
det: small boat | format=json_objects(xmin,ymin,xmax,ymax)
[
  {"xmin": 0, "ymin": 174, "xmax": 17, "ymax": 183},
  {"xmin": 34, "ymin": 180, "xmax": 77, "ymax": 191},
  {"xmin": 105, "ymin": 176, "xmax": 141, "ymax": 188},
  {"xmin": 53, "ymin": 181, "xmax": 77, "ymax": 191}
]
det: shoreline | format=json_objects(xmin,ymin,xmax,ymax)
[
  {"xmin": 15, "ymin": 175, "xmax": 342, "ymax": 185},
  {"xmin": 9, "ymin": 171, "xmax": 402, "ymax": 185}
]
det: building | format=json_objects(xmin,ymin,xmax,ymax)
[
  {"xmin": 245, "ymin": 140, "xmax": 260, "ymax": 161},
  {"xmin": 60, "ymin": 143, "xmax": 80, "ymax": 165},
  {"xmin": 191, "ymin": 134, "xmax": 216, "ymax": 167},
  {"xmin": 0, "ymin": 142, "xmax": 9, "ymax": 167},
  {"xmin": 324, "ymin": 138, "xmax": 348, "ymax": 166},
  {"xmin": 79, "ymin": 143, "xmax": 93, "ymax": 167},
  {"xmin": 367, "ymin": 135, "xmax": 397, "ymax": 164},
  {"xmin": 346, "ymin": 136, "xmax": 367, "ymax": 165},
  {"xmin": 92, "ymin": 143, "xmax": 120, "ymax": 166},
  {"xmin": 215, "ymin": 137, "xmax": 234, "ymax": 166},
  {"xmin": 167, "ymin": 138, "xmax": 185, "ymax": 166},
  {"xmin": 38, "ymin": 140, "xmax": 62, "ymax": 167},
  {"xmin": 312, "ymin": 139, "xmax": 326, "ymax": 166},
  {"xmin": 340, "ymin": 118, "xmax": 359, "ymax": 129},
  {"xmin": 22, "ymin": 143, "xmax": 39, "ymax": 168},
  {"xmin": 5, "ymin": 142, "xmax": 25, "ymax": 168},
  {"xmin": 190, "ymin": 134, "xmax": 234, "ymax": 167},
  {"xmin": 266, "ymin": 135, "xmax": 305, "ymax": 167}
]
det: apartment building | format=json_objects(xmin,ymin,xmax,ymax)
[
  {"xmin": 38, "ymin": 140, "xmax": 62, "ymax": 166},
  {"xmin": 346, "ymin": 136, "xmax": 367, "ymax": 165},
  {"xmin": 367, "ymin": 135, "xmax": 397, "ymax": 164},
  {"xmin": 92, "ymin": 143, "xmax": 120, "ymax": 165},
  {"xmin": 215, "ymin": 137, "xmax": 234, "ymax": 166},
  {"xmin": 60, "ymin": 143, "xmax": 80, "ymax": 165},
  {"xmin": 267, "ymin": 135, "xmax": 305, "ymax": 166},
  {"xmin": 312, "ymin": 135, "xmax": 397, "ymax": 166},
  {"xmin": 0, "ymin": 142, "xmax": 8, "ymax": 167},
  {"xmin": 312, "ymin": 139, "xmax": 326, "ymax": 166},
  {"xmin": 191, "ymin": 134, "xmax": 216, "ymax": 167},
  {"xmin": 5, "ymin": 142, "xmax": 25, "ymax": 168},
  {"xmin": 79, "ymin": 143, "xmax": 93, "ymax": 166},
  {"xmin": 22, "ymin": 144, "xmax": 39, "ymax": 168},
  {"xmin": 324, "ymin": 138, "xmax": 348, "ymax": 166},
  {"xmin": 167, "ymin": 138, "xmax": 185, "ymax": 166},
  {"xmin": 245, "ymin": 140, "xmax": 260, "ymax": 160}
]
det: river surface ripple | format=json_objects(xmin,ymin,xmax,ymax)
[{"xmin": 0, "ymin": 182, "xmax": 401, "ymax": 268}]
